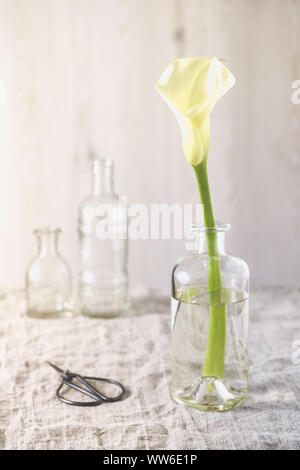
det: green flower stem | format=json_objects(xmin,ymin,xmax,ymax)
[{"xmin": 193, "ymin": 159, "xmax": 226, "ymax": 378}]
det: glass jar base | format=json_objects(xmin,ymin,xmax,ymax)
[
  {"xmin": 171, "ymin": 376, "xmax": 248, "ymax": 412},
  {"xmin": 79, "ymin": 285, "xmax": 129, "ymax": 319},
  {"xmin": 27, "ymin": 309, "xmax": 75, "ymax": 319},
  {"xmin": 80, "ymin": 308, "xmax": 128, "ymax": 319}
]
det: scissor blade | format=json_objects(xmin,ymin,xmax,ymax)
[{"xmin": 47, "ymin": 362, "xmax": 67, "ymax": 377}]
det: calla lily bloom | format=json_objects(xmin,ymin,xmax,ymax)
[{"xmin": 156, "ymin": 57, "xmax": 235, "ymax": 166}]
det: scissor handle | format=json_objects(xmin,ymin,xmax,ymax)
[
  {"xmin": 56, "ymin": 375, "xmax": 103, "ymax": 407},
  {"xmin": 83, "ymin": 376, "xmax": 126, "ymax": 402},
  {"xmin": 56, "ymin": 374, "xmax": 125, "ymax": 407}
]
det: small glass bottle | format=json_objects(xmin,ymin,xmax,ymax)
[
  {"xmin": 78, "ymin": 159, "xmax": 129, "ymax": 318},
  {"xmin": 26, "ymin": 227, "xmax": 73, "ymax": 318},
  {"xmin": 171, "ymin": 223, "xmax": 249, "ymax": 411}
]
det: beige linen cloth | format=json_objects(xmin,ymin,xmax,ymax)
[{"xmin": 0, "ymin": 287, "xmax": 299, "ymax": 450}]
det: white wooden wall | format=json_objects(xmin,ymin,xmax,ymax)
[{"xmin": 0, "ymin": 0, "xmax": 299, "ymax": 291}]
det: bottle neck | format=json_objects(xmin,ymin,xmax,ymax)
[
  {"xmin": 196, "ymin": 231, "xmax": 226, "ymax": 254},
  {"xmin": 93, "ymin": 159, "xmax": 114, "ymax": 195},
  {"xmin": 35, "ymin": 229, "xmax": 60, "ymax": 257}
]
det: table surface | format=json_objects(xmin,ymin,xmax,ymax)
[{"xmin": 0, "ymin": 287, "xmax": 299, "ymax": 450}]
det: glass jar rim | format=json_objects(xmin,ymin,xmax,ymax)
[
  {"xmin": 93, "ymin": 158, "xmax": 113, "ymax": 167},
  {"xmin": 191, "ymin": 222, "xmax": 231, "ymax": 233},
  {"xmin": 34, "ymin": 227, "xmax": 62, "ymax": 235}
]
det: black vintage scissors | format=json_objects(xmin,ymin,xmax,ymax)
[{"xmin": 48, "ymin": 362, "xmax": 126, "ymax": 407}]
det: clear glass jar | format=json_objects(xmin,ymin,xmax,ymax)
[
  {"xmin": 26, "ymin": 227, "xmax": 73, "ymax": 318},
  {"xmin": 171, "ymin": 223, "xmax": 249, "ymax": 411},
  {"xmin": 78, "ymin": 159, "xmax": 129, "ymax": 318}
]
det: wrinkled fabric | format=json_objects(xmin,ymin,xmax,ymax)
[{"xmin": 0, "ymin": 287, "xmax": 299, "ymax": 450}]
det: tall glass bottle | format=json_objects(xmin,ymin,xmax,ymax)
[
  {"xmin": 26, "ymin": 227, "xmax": 73, "ymax": 318},
  {"xmin": 78, "ymin": 159, "xmax": 129, "ymax": 318},
  {"xmin": 171, "ymin": 223, "xmax": 249, "ymax": 411}
]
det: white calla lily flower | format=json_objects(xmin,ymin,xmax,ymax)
[{"xmin": 156, "ymin": 57, "xmax": 235, "ymax": 166}]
